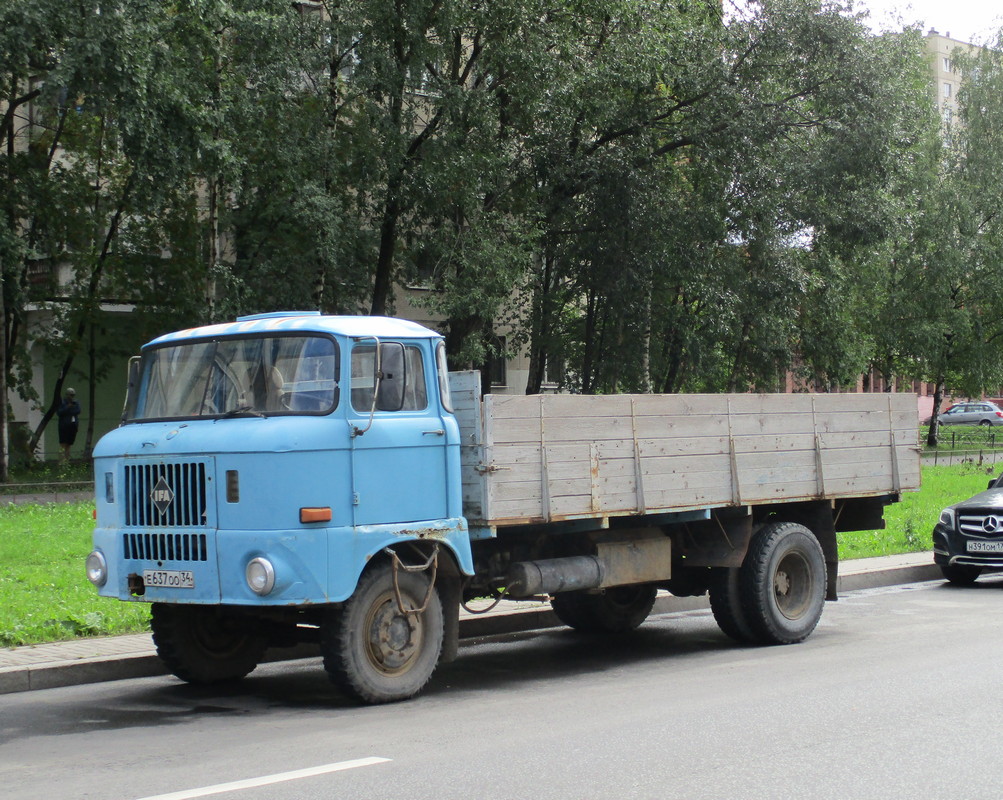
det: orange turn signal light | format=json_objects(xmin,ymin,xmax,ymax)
[{"xmin": 300, "ymin": 507, "xmax": 332, "ymax": 523}]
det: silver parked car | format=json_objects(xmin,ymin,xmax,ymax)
[{"xmin": 938, "ymin": 401, "xmax": 1003, "ymax": 427}]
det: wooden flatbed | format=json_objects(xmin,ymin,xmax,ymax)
[{"xmin": 451, "ymin": 373, "xmax": 919, "ymax": 531}]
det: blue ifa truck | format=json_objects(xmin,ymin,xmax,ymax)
[{"xmin": 86, "ymin": 311, "xmax": 920, "ymax": 703}]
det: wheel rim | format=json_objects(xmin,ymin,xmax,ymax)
[
  {"xmin": 364, "ymin": 592, "xmax": 423, "ymax": 676},
  {"xmin": 773, "ymin": 551, "xmax": 813, "ymax": 620}
]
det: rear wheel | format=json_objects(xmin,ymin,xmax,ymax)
[
  {"xmin": 739, "ymin": 522, "xmax": 826, "ymax": 645},
  {"xmin": 322, "ymin": 561, "xmax": 443, "ymax": 704},
  {"xmin": 709, "ymin": 567, "xmax": 759, "ymax": 644},
  {"xmin": 980, "ymin": 419, "xmax": 992, "ymax": 427},
  {"xmin": 151, "ymin": 604, "xmax": 267, "ymax": 684},
  {"xmin": 551, "ymin": 584, "xmax": 658, "ymax": 633},
  {"xmin": 940, "ymin": 564, "xmax": 981, "ymax": 586}
]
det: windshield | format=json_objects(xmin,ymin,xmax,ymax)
[{"xmin": 127, "ymin": 334, "xmax": 340, "ymax": 421}]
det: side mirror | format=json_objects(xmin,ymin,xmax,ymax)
[
  {"xmin": 350, "ymin": 339, "xmax": 406, "ymax": 437},
  {"xmin": 375, "ymin": 342, "xmax": 406, "ymax": 411},
  {"xmin": 121, "ymin": 355, "xmax": 141, "ymax": 423},
  {"xmin": 991, "ymin": 474, "xmax": 1003, "ymax": 490}
]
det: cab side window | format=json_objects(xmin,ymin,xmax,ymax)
[{"xmin": 351, "ymin": 343, "xmax": 428, "ymax": 412}]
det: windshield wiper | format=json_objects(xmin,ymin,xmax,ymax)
[{"xmin": 220, "ymin": 405, "xmax": 264, "ymax": 418}]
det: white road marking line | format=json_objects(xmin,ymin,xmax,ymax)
[{"xmin": 134, "ymin": 757, "xmax": 391, "ymax": 800}]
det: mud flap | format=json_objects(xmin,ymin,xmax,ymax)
[{"xmin": 437, "ymin": 577, "xmax": 461, "ymax": 664}]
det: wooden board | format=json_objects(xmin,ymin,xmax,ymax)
[{"xmin": 454, "ymin": 385, "xmax": 921, "ymax": 527}]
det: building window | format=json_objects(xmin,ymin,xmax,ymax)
[
  {"xmin": 943, "ymin": 82, "xmax": 952, "ymax": 98},
  {"xmin": 943, "ymin": 57, "xmax": 952, "ymax": 72}
]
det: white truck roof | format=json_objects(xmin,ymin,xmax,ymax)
[{"xmin": 146, "ymin": 312, "xmax": 442, "ymax": 347}]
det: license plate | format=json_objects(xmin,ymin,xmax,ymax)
[
  {"xmin": 967, "ymin": 541, "xmax": 1003, "ymax": 553},
  {"xmin": 143, "ymin": 569, "xmax": 195, "ymax": 589}
]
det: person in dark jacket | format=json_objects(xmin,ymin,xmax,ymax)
[{"xmin": 57, "ymin": 387, "xmax": 81, "ymax": 461}]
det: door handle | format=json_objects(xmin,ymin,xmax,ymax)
[{"xmin": 423, "ymin": 429, "xmax": 445, "ymax": 436}]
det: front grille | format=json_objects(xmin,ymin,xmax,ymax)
[
  {"xmin": 123, "ymin": 531, "xmax": 208, "ymax": 562},
  {"xmin": 124, "ymin": 461, "xmax": 209, "ymax": 527},
  {"xmin": 958, "ymin": 513, "xmax": 1003, "ymax": 537}
]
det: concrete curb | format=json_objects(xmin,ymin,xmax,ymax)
[{"xmin": 0, "ymin": 559, "xmax": 943, "ymax": 696}]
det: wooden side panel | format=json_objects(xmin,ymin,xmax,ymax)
[
  {"xmin": 448, "ymin": 372, "xmax": 487, "ymax": 521},
  {"xmin": 475, "ymin": 392, "xmax": 920, "ymax": 526}
]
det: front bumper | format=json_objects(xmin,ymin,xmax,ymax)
[
  {"xmin": 92, "ymin": 517, "xmax": 473, "ymax": 606},
  {"xmin": 933, "ymin": 522, "xmax": 1003, "ymax": 569}
]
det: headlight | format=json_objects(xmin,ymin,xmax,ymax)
[
  {"xmin": 939, "ymin": 508, "xmax": 956, "ymax": 529},
  {"xmin": 86, "ymin": 550, "xmax": 108, "ymax": 587},
  {"xmin": 246, "ymin": 557, "xmax": 275, "ymax": 596}
]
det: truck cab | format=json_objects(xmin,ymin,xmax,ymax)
[{"xmin": 88, "ymin": 312, "xmax": 472, "ymax": 701}]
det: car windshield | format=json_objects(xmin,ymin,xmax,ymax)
[{"xmin": 126, "ymin": 334, "xmax": 340, "ymax": 421}]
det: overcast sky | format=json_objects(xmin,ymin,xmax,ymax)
[{"xmin": 854, "ymin": 0, "xmax": 1003, "ymax": 43}]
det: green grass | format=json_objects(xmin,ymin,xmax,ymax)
[
  {"xmin": 836, "ymin": 462, "xmax": 998, "ymax": 560},
  {"xmin": 0, "ymin": 501, "xmax": 149, "ymax": 647},
  {"xmin": 0, "ymin": 462, "xmax": 996, "ymax": 648}
]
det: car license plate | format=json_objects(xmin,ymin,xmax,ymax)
[
  {"xmin": 967, "ymin": 541, "xmax": 1003, "ymax": 553},
  {"xmin": 143, "ymin": 569, "xmax": 195, "ymax": 589}
]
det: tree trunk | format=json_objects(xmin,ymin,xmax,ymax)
[
  {"xmin": 206, "ymin": 177, "xmax": 219, "ymax": 324},
  {"xmin": 84, "ymin": 321, "xmax": 96, "ymax": 459},
  {"xmin": 581, "ymin": 291, "xmax": 599, "ymax": 394},
  {"xmin": 370, "ymin": 188, "xmax": 401, "ymax": 316},
  {"xmin": 0, "ymin": 258, "xmax": 8, "ymax": 481},
  {"xmin": 727, "ymin": 319, "xmax": 752, "ymax": 392},
  {"xmin": 927, "ymin": 378, "xmax": 945, "ymax": 448},
  {"xmin": 639, "ymin": 280, "xmax": 653, "ymax": 394},
  {"xmin": 525, "ymin": 252, "xmax": 554, "ymax": 395}
]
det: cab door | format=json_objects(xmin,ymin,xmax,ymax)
[{"xmin": 348, "ymin": 341, "xmax": 450, "ymax": 526}]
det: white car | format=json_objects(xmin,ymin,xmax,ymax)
[{"xmin": 938, "ymin": 401, "xmax": 1003, "ymax": 426}]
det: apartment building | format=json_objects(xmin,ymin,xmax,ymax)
[{"xmin": 925, "ymin": 28, "xmax": 982, "ymax": 126}]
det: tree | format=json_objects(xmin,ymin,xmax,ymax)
[
  {"xmin": 508, "ymin": 0, "xmax": 936, "ymax": 395},
  {"xmin": 875, "ymin": 34, "xmax": 1003, "ymax": 445},
  {"xmin": 2, "ymin": 1, "xmax": 327, "ymax": 465}
]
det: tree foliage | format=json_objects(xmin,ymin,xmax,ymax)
[{"xmin": 4, "ymin": 0, "xmax": 1003, "ymax": 473}]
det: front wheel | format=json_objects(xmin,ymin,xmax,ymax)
[
  {"xmin": 739, "ymin": 522, "xmax": 826, "ymax": 645},
  {"xmin": 941, "ymin": 564, "xmax": 981, "ymax": 586},
  {"xmin": 551, "ymin": 584, "xmax": 658, "ymax": 633},
  {"xmin": 150, "ymin": 604, "xmax": 267, "ymax": 684},
  {"xmin": 322, "ymin": 561, "xmax": 444, "ymax": 704}
]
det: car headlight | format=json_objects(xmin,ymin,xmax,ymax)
[
  {"xmin": 86, "ymin": 550, "xmax": 108, "ymax": 587},
  {"xmin": 246, "ymin": 557, "xmax": 275, "ymax": 596},
  {"xmin": 938, "ymin": 508, "xmax": 956, "ymax": 529}
]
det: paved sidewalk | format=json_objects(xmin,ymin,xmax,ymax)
[{"xmin": 0, "ymin": 552, "xmax": 941, "ymax": 695}]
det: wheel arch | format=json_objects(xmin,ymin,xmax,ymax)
[
  {"xmin": 357, "ymin": 538, "xmax": 463, "ymax": 665},
  {"xmin": 752, "ymin": 501, "xmax": 838, "ymax": 601}
]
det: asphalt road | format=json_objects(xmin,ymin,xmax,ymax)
[{"xmin": 2, "ymin": 577, "xmax": 1002, "ymax": 800}]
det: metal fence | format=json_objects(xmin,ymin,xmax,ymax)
[{"xmin": 923, "ymin": 426, "xmax": 1003, "ymax": 468}]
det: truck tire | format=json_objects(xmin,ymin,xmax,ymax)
[
  {"xmin": 940, "ymin": 564, "xmax": 981, "ymax": 586},
  {"xmin": 739, "ymin": 522, "xmax": 826, "ymax": 644},
  {"xmin": 322, "ymin": 561, "xmax": 444, "ymax": 704},
  {"xmin": 550, "ymin": 584, "xmax": 657, "ymax": 633},
  {"xmin": 709, "ymin": 568, "xmax": 759, "ymax": 644},
  {"xmin": 150, "ymin": 603, "xmax": 267, "ymax": 684}
]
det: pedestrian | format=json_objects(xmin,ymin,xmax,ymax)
[{"xmin": 57, "ymin": 387, "xmax": 81, "ymax": 461}]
